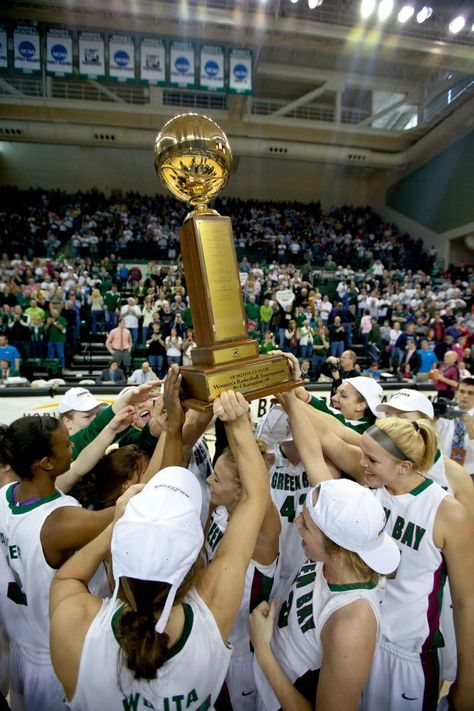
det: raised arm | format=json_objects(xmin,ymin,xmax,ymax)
[
  {"xmin": 197, "ymin": 391, "xmax": 269, "ymax": 640},
  {"xmin": 56, "ymin": 406, "xmax": 136, "ymax": 493}
]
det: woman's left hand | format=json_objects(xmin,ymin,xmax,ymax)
[{"xmin": 249, "ymin": 599, "xmax": 277, "ymax": 651}]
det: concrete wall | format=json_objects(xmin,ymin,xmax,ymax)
[{"xmin": 0, "ymin": 141, "xmax": 370, "ymax": 205}]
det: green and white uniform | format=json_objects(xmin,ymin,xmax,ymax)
[
  {"xmin": 308, "ymin": 396, "xmax": 373, "ymax": 433},
  {"xmin": 253, "ymin": 561, "xmax": 384, "ymax": 711},
  {"xmin": 0, "ymin": 482, "xmax": 80, "ymax": 711},
  {"xmin": 69, "ymin": 588, "xmax": 231, "ymax": 711}
]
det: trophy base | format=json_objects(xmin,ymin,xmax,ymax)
[{"xmin": 180, "ymin": 354, "xmax": 300, "ymax": 411}]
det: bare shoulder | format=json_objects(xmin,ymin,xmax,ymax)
[
  {"xmin": 321, "ymin": 598, "xmax": 377, "ymax": 647},
  {"xmin": 434, "ymin": 494, "xmax": 474, "ymax": 549}
]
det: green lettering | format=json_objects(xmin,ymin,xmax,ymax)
[
  {"xmin": 400, "ymin": 521, "xmax": 414, "ymax": 548},
  {"xmin": 383, "ymin": 507, "xmax": 391, "ymax": 520},
  {"xmin": 9, "ymin": 545, "xmax": 19, "ymax": 560},
  {"xmin": 277, "ymin": 473, "xmax": 284, "ymax": 490},
  {"xmin": 392, "ymin": 515, "xmax": 405, "ymax": 540},
  {"xmin": 172, "ymin": 695, "xmax": 184, "ymax": 711},
  {"xmin": 123, "ymin": 693, "xmax": 140, "ymax": 711},
  {"xmin": 197, "ymin": 696, "xmax": 212, "ymax": 711},
  {"xmin": 143, "ymin": 699, "xmax": 155, "ymax": 709},
  {"xmin": 278, "ymin": 590, "xmax": 293, "ymax": 629},
  {"xmin": 271, "ymin": 472, "xmax": 278, "ymax": 488},
  {"xmin": 302, "ymin": 472, "xmax": 309, "ymax": 487},
  {"xmin": 296, "ymin": 602, "xmax": 314, "ymax": 631},
  {"xmin": 413, "ymin": 525, "xmax": 426, "ymax": 551},
  {"xmin": 279, "ymin": 495, "xmax": 296, "ymax": 522},
  {"xmin": 186, "ymin": 689, "xmax": 198, "ymax": 706}
]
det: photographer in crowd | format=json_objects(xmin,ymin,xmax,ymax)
[
  {"xmin": 321, "ymin": 349, "xmax": 359, "ymax": 397},
  {"xmin": 435, "ymin": 377, "xmax": 474, "ymax": 476}
]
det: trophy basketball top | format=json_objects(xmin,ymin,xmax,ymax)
[{"xmin": 154, "ymin": 113, "xmax": 233, "ymax": 218}]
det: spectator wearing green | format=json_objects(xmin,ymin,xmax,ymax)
[
  {"xmin": 259, "ymin": 331, "xmax": 278, "ymax": 354},
  {"xmin": 45, "ymin": 308, "xmax": 67, "ymax": 369},
  {"xmin": 245, "ymin": 294, "xmax": 260, "ymax": 329},
  {"xmin": 259, "ymin": 298, "xmax": 273, "ymax": 330},
  {"xmin": 311, "ymin": 323, "xmax": 330, "ymax": 380},
  {"xmin": 104, "ymin": 285, "xmax": 121, "ymax": 331},
  {"xmin": 24, "ymin": 299, "xmax": 46, "ymax": 325}
]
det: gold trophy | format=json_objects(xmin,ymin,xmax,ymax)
[{"xmin": 154, "ymin": 113, "xmax": 296, "ymax": 409}]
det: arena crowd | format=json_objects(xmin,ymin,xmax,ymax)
[{"xmin": 0, "ymin": 188, "xmax": 473, "ymax": 711}]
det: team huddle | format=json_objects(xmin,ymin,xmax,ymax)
[{"xmin": 0, "ymin": 356, "xmax": 473, "ymax": 711}]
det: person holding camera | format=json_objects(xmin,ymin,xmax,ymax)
[
  {"xmin": 435, "ymin": 377, "xmax": 474, "ymax": 476},
  {"xmin": 322, "ymin": 349, "xmax": 359, "ymax": 398}
]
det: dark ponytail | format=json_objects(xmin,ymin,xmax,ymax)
[{"xmin": 0, "ymin": 415, "xmax": 60, "ymax": 480}]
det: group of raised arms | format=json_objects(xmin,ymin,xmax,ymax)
[{"xmin": 0, "ymin": 356, "xmax": 473, "ymax": 711}]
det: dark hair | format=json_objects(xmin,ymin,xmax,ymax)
[
  {"xmin": 0, "ymin": 415, "xmax": 60, "ymax": 480},
  {"xmin": 459, "ymin": 377, "xmax": 474, "ymax": 389},
  {"xmin": 94, "ymin": 445, "xmax": 147, "ymax": 509},
  {"xmin": 117, "ymin": 560, "xmax": 201, "ymax": 680}
]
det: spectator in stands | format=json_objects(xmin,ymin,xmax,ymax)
[
  {"xmin": 0, "ymin": 358, "xmax": 20, "ymax": 381},
  {"xmin": 435, "ymin": 377, "xmax": 474, "ymax": 475},
  {"xmin": 105, "ymin": 318, "xmax": 133, "ymax": 374},
  {"xmin": 88, "ymin": 288, "xmax": 105, "ymax": 335},
  {"xmin": 311, "ymin": 321, "xmax": 330, "ymax": 381},
  {"xmin": 146, "ymin": 322, "xmax": 166, "ymax": 378},
  {"xmin": 360, "ymin": 309, "xmax": 372, "ymax": 358},
  {"xmin": 104, "ymin": 284, "xmax": 121, "ymax": 331},
  {"xmin": 362, "ymin": 361, "xmax": 381, "ymax": 379},
  {"xmin": 127, "ymin": 360, "xmax": 159, "ymax": 385},
  {"xmin": 120, "ymin": 297, "xmax": 141, "ymax": 347},
  {"xmin": 430, "ymin": 350, "xmax": 460, "ymax": 400},
  {"xmin": 9, "ymin": 306, "xmax": 31, "ymax": 360},
  {"xmin": 96, "ymin": 360, "xmax": 127, "ymax": 385},
  {"xmin": 284, "ymin": 319, "xmax": 298, "ymax": 356},
  {"xmin": 45, "ymin": 308, "xmax": 67, "ymax": 369},
  {"xmin": 401, "ymin": 340, "xmax": 421, "ymax": 379},
  {"xmin": 328, "ymin": 315, "xmax": 346, "ymax": 358},
  {"xmin": 141, "ymin": 296, "xmax": 156, "ymax": 343},
  {"xmin": 29, "ymin": 315, "xmax": 46, "ymax": 359},
  {"xmin": 24, "ymin": 298, "xmax": 45, "ymax": 325},
  {"xmin": 181, "ymin": 328, "xmax": 197, "ymax": 366},
  {"xmin": 0, "ymin": 334, "xmax": 21, "ymax": 371},
  {"xmin": 165, "ymin": 327, "xmax": 182, "ymax": 367},
  {"xmin": 322, "ymin": 350, "xmax": 359, "ymax": 397},
  {"xmin": 259, "ymin": 330, "xmax": 278, "ymax": 355}
]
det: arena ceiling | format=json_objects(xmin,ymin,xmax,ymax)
[{"xmin": 0, "ymin": 0, "xmax": 473, "ymax": 168}]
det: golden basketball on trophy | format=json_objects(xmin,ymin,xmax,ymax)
[{"xmin": 154, "ymin": 113, "xmax": 297, "ymax": 409}]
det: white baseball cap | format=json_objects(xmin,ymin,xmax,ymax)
[
  {"xmin": 345, "ymin": 377, "xmax": 384, "ymax": 417},
  {"xmin": 255, "ymin": 404, "xmax": 292, "ymax": 453},
  {"xmin": 58, "ymin": 387, "xmax": 103, "ymax": 413},
  {"xmin": 306, "ymin": 479, "xmax": 400, "ymax": 575},
  {"xmin": 374, "ymin": 388, "xmax": 434, "ymax": 419},
  {"xmin": 111, "ymin": 466, "xmax": 204, "ymax": 633}
]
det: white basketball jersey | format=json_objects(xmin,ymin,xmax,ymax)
[
  {"xmin": 429, "ymin": 449, "xmax": 451, "ymax": 492},
  {"xmin": 269, "ymin": 447, "xmax": 310, "ymax": 583},
  {"xmin": 69, "ymin": 588, "xmax": 232, "ymax": 711},
  {"xmin": 373, "ymin": 478, "xmax": 449, "ymax": 653},
  {"xmin": 0, "ymin": 482, "xmax": 80, "ymax": 658},
  {"xmin": 205, "ymin": 507, "xmax": 279, "ymax": 657},
  {"xmin": 254, "ymin": 560, "xmax": 384, "ymax": 711}
]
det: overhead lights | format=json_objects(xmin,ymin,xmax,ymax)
[
  {"xmin": 289, "ymin": 0, "xmax": 298, "ymax": 4},
  {"xmin": 360, "ymin": 0, "xmax": 376, "ymax": 20},
  {"xmin": 308, "ymin": 0, "xmax": 323, "ymax": 7},
  {"xmin": 378, "ymin": 0, "xmax": 394, "ymax": 21},
  {"xmin": 397, "ymin": 5, "xmax": 414, "ymax": 23},
  {"xmin": 449, "ymin": 15, "xmax": 466, "ymax": 33},
  {"xmin": 416, "ymin": 6, "xmax": 433, "ymax": 24}
]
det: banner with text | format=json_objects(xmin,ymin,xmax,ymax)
[
  {"xmin": 78, "ymin": 31, "xmax": 105, "ymax": 78},
  {"xmin": 14, "ymin": 25, "xmax": 41, "ymax": 73},
  {"xmin": 46, "ymin": 28, "xmax": 73, "ymax": 76},
  {"xmin": 170, "ymin": 41, "xmax": 195, "ymax": 88},
  {"xmin": 109, "ymin": 34, "xmax": 135, "ymax": 82},
  {"xmin": 0, "ymin": 26, "xmax": 7, "ymax": 69},
  {"xmin": 229, "ymin": 49, "xmax": 252, "ymax": 94},
  {"xmin": 199, "ymin": 45, "xmax": 224, "ymax": 92},
  {"xmin": 140, "ymin": 38, "xmax": 166, "ymax": 85}
]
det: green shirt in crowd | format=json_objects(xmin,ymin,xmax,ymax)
[{"xmin": 47, "ymin": 317, "xmax": 67, "ymax": 343}]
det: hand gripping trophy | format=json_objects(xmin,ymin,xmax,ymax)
[{"xmin": 154, "ymin": 113, "xmax": 297, "ymax": 409}]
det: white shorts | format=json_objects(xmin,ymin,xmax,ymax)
[
  {"xmin": 361, "ymin": 638, "xmax": 439, "ymax": 711},
  {"xmin": 226, "ymin": 652, "xmax": 257, "ymax": 711},
  {"xmin": 9, "ymin": 641, "xmax": 67, "ymax": 711},
  {"xmin": 438, "ymin": 582, "xmax": 456, "ymax": 682}
]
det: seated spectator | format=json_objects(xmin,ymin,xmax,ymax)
[
  {"xmin": 362, "ymin": 361, "xmax": 381, "ymax": 379},
  {"xmin": 96, "ymin": 360, "xmax": 127, "ymax": 385},
  {"xmin": 0, "ymin": 358, "xmax": 20, "ymax": 381},
  {"xmin": 0, "ymin": 333, "xmax": 21, "ymax": 370},
  {"xmin": 127, "ymin": 361, "xmax": 159, "ymax": 385}
]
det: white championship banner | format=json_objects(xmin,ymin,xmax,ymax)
[
  {"xmin": 46, "ymin": 28, "xmax": 73, "ymax": 76},
  {"xmin": 170, "ymin": 41, "xmax": 195, "ymax": 88},
  {"xmin": 229, "ymin": 49, "xmax": 252, "ymax": 94},
  {"xmin": 140, "ymin": 38, "xmax": 166, "ymax": 85},
  {"xmin": 78, "ymin": 31, "xmax": 105, "ymax": 79},
  {"xmin": 13, "ymin": 25, "xmax": 41, "ymax": 73},
  {"xmin": 109, "ymin": 34, "xmax": 135, "ymax": 82},
  {"xmin": 199, "ymin": 45, "xmax": 224, "ymax": 92}
]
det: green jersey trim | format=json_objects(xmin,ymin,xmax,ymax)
[
  {"xmin": 111, "ymin": 602, "xmax": 194, "ymax": 660},
  {"xmin": 410, "ymin": 478, "xmax": 433, "ymax": 496},
  {"xmin": 6, "ymin": 482, "xmax": 62, "ymax": 515},
  {"xmin": 327, "ymin": 579, "xmax": 378, "ymax": 592}
]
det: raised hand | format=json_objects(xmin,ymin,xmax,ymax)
[{"xmin": 212, "ymin": 390, "xmax": 249, "ymax": 422}]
